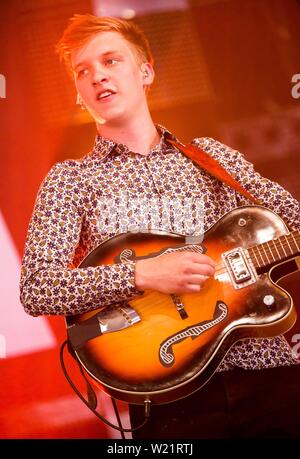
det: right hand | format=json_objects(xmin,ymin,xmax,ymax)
[{"xmin": 135, "ymin": 251, "xmax": 216, "ymax": 294}]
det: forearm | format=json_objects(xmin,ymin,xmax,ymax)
[{"xmin": 20, "ymin": 261, "xmax": 141, "ymax": 316}]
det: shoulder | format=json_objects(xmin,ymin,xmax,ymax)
[
  {"xmin": 190, "ymin": 136, "xmax": 254, "ymax": 171},
  {"xmin": 37, "ymin": 153, "xmax": 96, "ymax": 198},
  {"xmin": 42, "ymin": 153, "xmax": 94, "ymax": 183},
  {"xmin": 191, "ymin": 137, "xmax": 240, "ymax": 158}
]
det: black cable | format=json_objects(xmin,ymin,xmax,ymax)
[
  {"xmin": 60, "ymin": 339, "xmax": 150, "ymax": 434},
  {"xmin": 112, "ymin": 397, "xmax": 125, "ymax": 439}
]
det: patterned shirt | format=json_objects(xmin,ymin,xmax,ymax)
[{"xmin": 20, "ymin": 125, "xmax": 300, "ymax": 370}]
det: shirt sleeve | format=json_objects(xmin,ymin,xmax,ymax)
[
  {"xmin": 193, "ymin": 137, "xmax": 300, "ymax": 230},
  {"xmin": 19, "ymin": 163, "xmax": 142, "ymax": 317}
]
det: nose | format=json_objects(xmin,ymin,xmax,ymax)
[{"xmin": 92, "ymin": 65, "xmax": 108, "ymax": 86}]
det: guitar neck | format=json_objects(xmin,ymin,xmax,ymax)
[{"xmin": 248, "ymin": 229, "xmax": 300, "ymax": 270}]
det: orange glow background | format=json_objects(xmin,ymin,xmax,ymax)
[{"xmin": 0, "ymin": 0, "xmax": 299, "ymax": 439}]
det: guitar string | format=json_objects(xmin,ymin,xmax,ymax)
[
  {"xmin": 187, "ymin": 231, "xmax": 299, "ymax": 272},
  {"xmin": 242, "ymin": 230, "xmax": 300, "ymax": 268},
  {"xmin": 131, "ymin": 231, "xmax": 300, "ymax": 294},
  {"xmin": 249, "ymin": 236, "xmax": 300, "ymax": 267}
]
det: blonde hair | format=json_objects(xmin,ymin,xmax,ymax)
[{"xmin": 56, "ymin": 14, "xmax": 154, "ymax": 73}]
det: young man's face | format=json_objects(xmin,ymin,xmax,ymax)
[{"xmin": 71, "ymin": 31, "xmax": 154, "ymax": 126}]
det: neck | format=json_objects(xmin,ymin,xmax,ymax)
[
  {"xmin": 248, "ymin": 229, "xmax": 300, "ymax": 270},
  {"xmin": 96, "ymin": 112, "xmax": 159, "ymax": 155}
]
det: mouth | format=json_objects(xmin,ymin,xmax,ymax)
[{"xmin": 96, "ymin": 89, "xmax": 116, "ymax": 101}]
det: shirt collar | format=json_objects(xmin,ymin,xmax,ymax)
[{"xmin": 91, "ymin": 124, "xmax": 178, "ymax": 162}]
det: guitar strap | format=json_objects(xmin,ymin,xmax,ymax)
[{"xmin": 166, "ymin": 138, "xmax": 260, "ymax": 205}]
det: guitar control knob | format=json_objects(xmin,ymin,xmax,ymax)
[{"xmin": 263, "ymin": 295, "xmax": 275, "ymax": 308}]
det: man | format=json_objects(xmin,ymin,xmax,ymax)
[{"xmin": 20, "ymin": 14, "xmax": 300, "ymax": 438}]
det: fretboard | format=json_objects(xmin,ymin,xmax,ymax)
[{"xmin": 248, "ymin": 229, "xmax": 300, "ymax": 269}]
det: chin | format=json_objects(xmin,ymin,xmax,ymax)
[{"xmin": 91, "ymin": 107, "xmax": 125, "ymax": 125}]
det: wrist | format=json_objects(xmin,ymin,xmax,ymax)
[{"xmin": 134, "ymin": 259, "xmax": 149, "ymax": 291}]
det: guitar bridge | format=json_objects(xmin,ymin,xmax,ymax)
[{"xmin": 222, "ymin": 247, "xmax": 257, "ymax": 289}]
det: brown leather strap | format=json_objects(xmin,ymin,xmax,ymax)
[{"xmin": 167, "ymin": 138, "xmax": 260, "ymax": 205}]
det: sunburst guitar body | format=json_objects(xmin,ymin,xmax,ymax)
[{"xmin": 66, "ymin": 206, "xmax": 299, "ymax": 405}]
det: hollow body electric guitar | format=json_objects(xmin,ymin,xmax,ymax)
[{"xmin": 67, "ymin": 206, "xmax": 299, "ymax": 405}]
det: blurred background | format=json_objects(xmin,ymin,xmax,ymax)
[{"xmin": 0, "ymin": 0, "xmax": 300, "ymax": 439}]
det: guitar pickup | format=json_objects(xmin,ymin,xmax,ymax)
[
  {"xmin": 68, "ymin": 303, "xmax": 141, "ymax": 350},
  {"xmin": 222, "ymin": 247, "xmax": 257, "ymax": 289}
]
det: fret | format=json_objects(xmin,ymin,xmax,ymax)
[
  {"xmin": 266, "ymin": 241, "xmax": 276, "ymax": 262},
  {"xmin": 247, "ymin": 231, "xmax": 299, "ymax": 270},
  {"xmin": 284, "ymin": 235, "xmax": 293, "ymax": 255},
  {"xmin": 271, "ymin": 238, "xmax": 282, "ymax": 260},
  {"xmin": 261, "ymin": 243, "xmax": 271, "ymax": 264},
  {"xmin": 291, "ymin": 232, "xmax": 300, "ymax": 252},
  {"xmin": 258, "ymin": 246, "xmax": 265, "ymax": 266},
  {"xmin": 251, "ymin": 246, "xmax": 265, "ymax": 267},
  {"xmin": 278, "ymin": 237, "xmax": 287, "ymax": 258},
  {"xmin": 249, "ymin": 247, "xmax": 260, "ymax": 268},
  {"xmin": 250, "ymin": 247, "xmax": 261, "ymax": 267}
]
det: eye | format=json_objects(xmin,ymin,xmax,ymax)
[
  {"xmin": 105, "ymin": 58, "xmax": 119, "ymax": 66},
  {"xmin": 77, "ymin": 68, "xmax": 88, "ymax": 78}
]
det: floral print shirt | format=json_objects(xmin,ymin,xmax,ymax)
[{"xmin": 20, "ymin": 125, "xmax": 300, "ymax": 370}]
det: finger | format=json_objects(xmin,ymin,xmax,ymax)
[
  {"xmin": 187, "ymin": 264, "xmax": 215, "ymax": 277},
  {"xmin": 189, "ymin": 253, "xmax": 216, "ymax": 268},
  {"xmin": 187, "ymin": 274, "xmax": 210, "ymax": 286},
  {"xmin": 184, "ymin": 283, "xmax": 202, "ymax": 293}
]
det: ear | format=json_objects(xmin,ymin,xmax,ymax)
[
  {"xmin": 141, "ymin": 62, "xmax": 155, "ymax": 88},
  {"xmin": 76, "ymin": 93, "xmax": 86, "ymax": 110}
]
